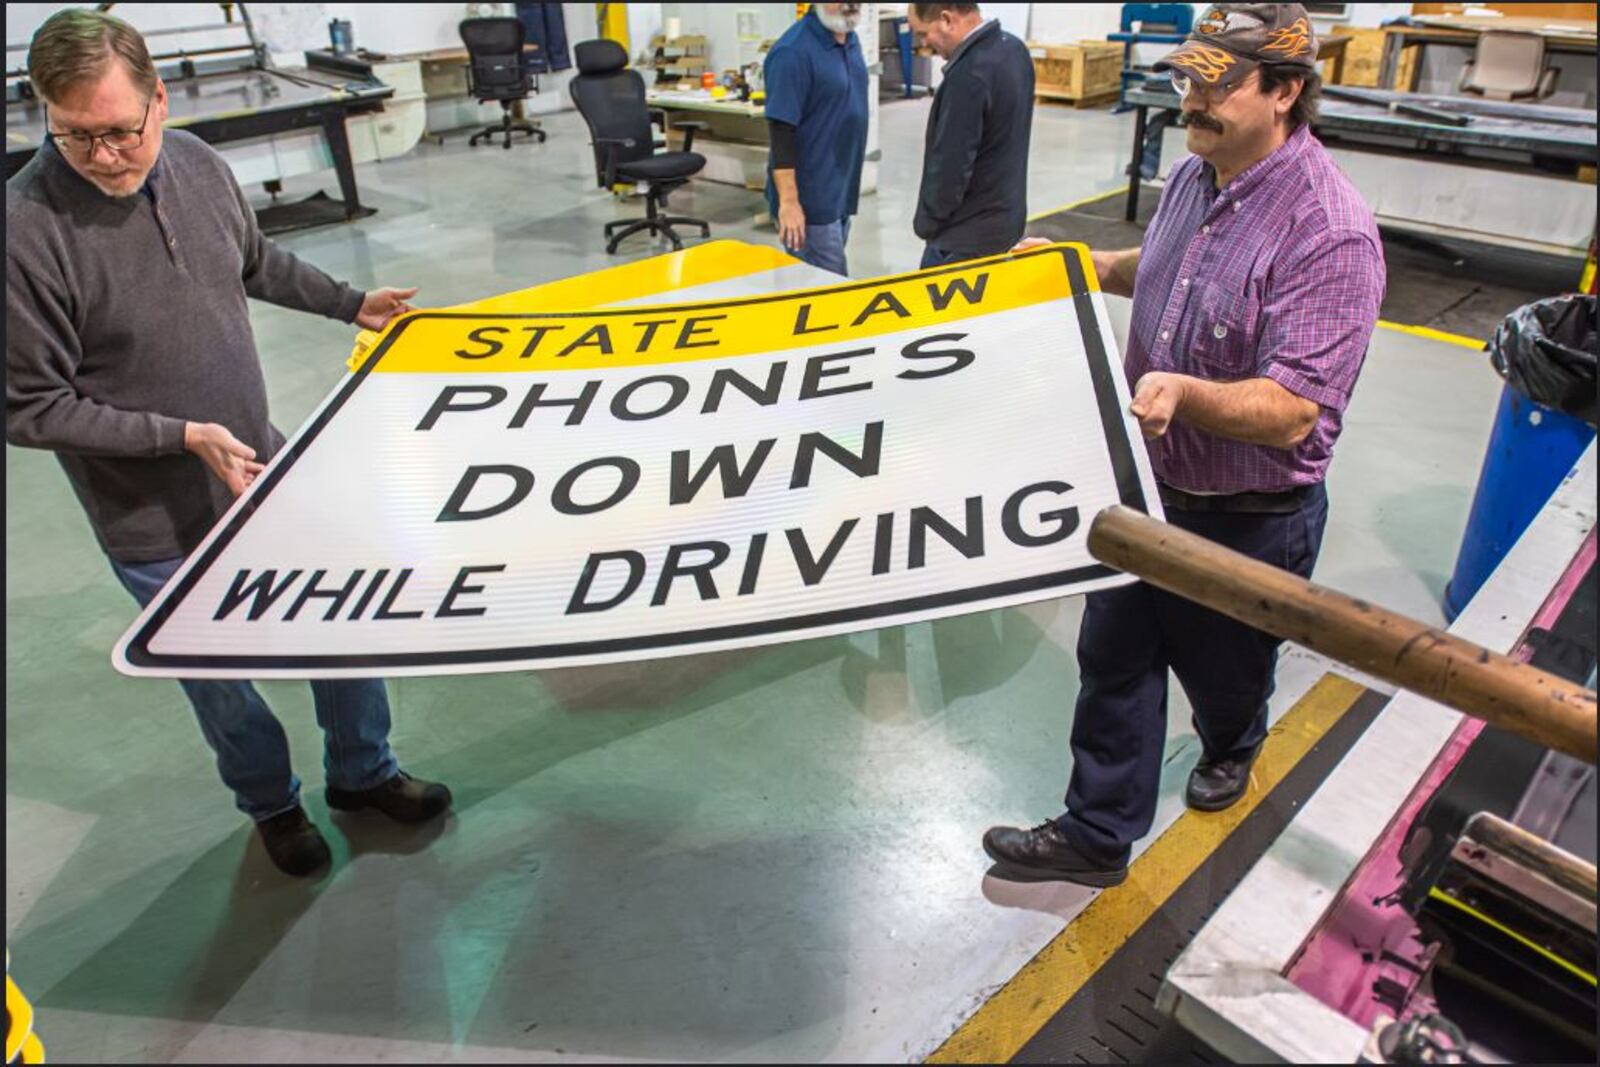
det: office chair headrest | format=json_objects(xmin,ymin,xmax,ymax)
[{"xmin": 575, "ymin": 39, "xmax": 628, "ymax": 75}]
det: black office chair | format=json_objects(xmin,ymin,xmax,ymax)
[
  {"xmin": 569, "ymin": 38, "xmax": 710, "ymax": 254},
  {"xmin": 460, "ymin": 16, "xmax": 547, "ymax": 149}
]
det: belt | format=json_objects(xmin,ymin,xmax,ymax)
[{"xmin": 1158, "ymin": 483, "xmax": 1315, "ymax": 515}]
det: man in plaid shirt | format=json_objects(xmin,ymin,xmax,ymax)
[{"xmin": 986, "ymin": 3, "xmax": 1385, "ymax": 885}]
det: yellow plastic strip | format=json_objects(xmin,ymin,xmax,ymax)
[
  {"xmin": 21, "ymin": 1030, "xmax": 45, "ymax": 1064},
  {"xmin": 1026, "ymin": 186, "xmax": 1126, "ymax": 223},
  {"xmin": 1376, "ymin": 319, "xmax": 1486, "ymax": 350},
  {"xmin": 1426, "ymin": 885, "xmax": 1598, "ymax": 987},
  {"xmin": 925, "ymin": 672, "xmax": 1369, "ymax": 1064},
  {"xmin": 7, "ymin": 973, "xmax": 34, "ymax": 1065}
]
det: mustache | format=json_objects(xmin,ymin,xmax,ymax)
[{"xmin": 1182, "ymin": 112, "xmax": 1225, "ymax": 132}]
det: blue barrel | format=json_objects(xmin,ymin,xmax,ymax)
[{"xmin": 1444, "ymin": 384, "xmax": 1595, "ymax": 619}]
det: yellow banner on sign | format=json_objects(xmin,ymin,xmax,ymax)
[
  {"xmin": 367, "ymin": 245, "xmax": 1094, "ymax": 374},
  {"xmin": 347, "ymin": 241, "xmax": 799, "ymax": 371}
]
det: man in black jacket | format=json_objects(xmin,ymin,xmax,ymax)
[{"xmin": 907, "ymin": 3, "xmax": 1034, "ymax": 267}]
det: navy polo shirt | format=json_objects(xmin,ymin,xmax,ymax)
[{"xmin": 762, "ymin": 10, "xmax": 869, "ymax": 226}]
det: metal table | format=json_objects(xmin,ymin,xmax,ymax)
[
  {"xmin": 6, "ymin": 53, "xmax": 393, "ymax": 221},
  {"xmin": 1378, "ymin": 15, "xmax": 1598, "ymax": 92},
  {"xmin": 1121, "ymin": 81, "xmax": 1598, "ymax": 223}
]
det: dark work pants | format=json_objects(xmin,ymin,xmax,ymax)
[
  {"xmin": 1056, "ymin": 483, "xmax": 1329, "ymax": 866},
  {"xmin": 920, "ymin": 243, "xmax": 966, "ymax": 269},
  {"xmin": 921, "ymin": 243, "xmax": 1006, "ymax": 269}
]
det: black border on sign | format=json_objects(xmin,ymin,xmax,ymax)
[{"xmin": 123, "ymin": 247, "xmax": 1150, "ymax": 671}]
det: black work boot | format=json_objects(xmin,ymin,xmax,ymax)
[
  {"xmin": 1185, "ymin": 743, "xmax": 1263, "ymax": 812},
  {"xmin": 982, "ymin": 820, "xmax": 1128, "ymax": 887},
  {"xmin": 256, "ymin": 805, "xmax": 332, "ymax": 877},
  {"xmin": 326, "ymin": 771, "xmax": 452, "ymax": 824}
]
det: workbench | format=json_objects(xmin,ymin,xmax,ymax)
[
  {"xmin": 5, "ymin": 50, "xmax": 423, "ymax": 227},
  {"xmin": 1378, "ymin": 14, "xmax": 1598, "ymax": 92},
  {"xmin": 1122, "ymin": 80, "xmax": 1598, "ymax": 255},
  {"xmin": 644, "ymin": 87, "xmax": 882, "ymax": 201},
  {"xmin": 380, "ymin": 43, "xmax": 543, "ymax": 139},
  {"xmin": 645, "ymin": 88, "xmax": 770, "ymax": 190}
]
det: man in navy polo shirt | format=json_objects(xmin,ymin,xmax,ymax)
[{"xmin": 763, "ymin": 4, "xmax": 868, "ymax": 276}]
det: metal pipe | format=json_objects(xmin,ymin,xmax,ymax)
[{"xmin": 1087, "ymin": 506, "xmax": 1597, "ymax": 763}]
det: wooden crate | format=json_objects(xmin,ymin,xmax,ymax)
[
  {"xmin": 1327, "ymin": 28, "xmax": 1419, "ymax": 88},
  {"xmin": 1027, "ymin": 40, "xmax": 1124, "ymax": 101},
  {"xmin": 1035, "ymin": 88, "xmax": 1121, "ymax": 109}
]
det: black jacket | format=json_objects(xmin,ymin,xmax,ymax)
[{"xmin": 914, "ymin": 21, "xmax": 1035, "ymax": 256}]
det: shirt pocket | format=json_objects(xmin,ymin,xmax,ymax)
[{"xmin": 1187, "ymin": 279, "xmax": 1258, "ymax": 379}]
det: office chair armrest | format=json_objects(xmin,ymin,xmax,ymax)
[
  {"xmin": 593, "ymin": 137, "xmax": 638, "ymax": 187},
  {"xmin": 673, "ymin": 119, "xmax": 708, "ymax": 154},
  {"xmin": 649, "ymin": 108, "xmax": 669, "ymax": 132}
]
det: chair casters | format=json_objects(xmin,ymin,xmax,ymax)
[
  {"xmin": 662, "ymin": 215, "xmax": 711, "ymax": 238},
  {"xmin": 602, "ymin": 216, "xmax": 710, "ymax": 254},
  {"xmin": 469, "ymin": 115, "xmax": 545, "ymax": 149}
]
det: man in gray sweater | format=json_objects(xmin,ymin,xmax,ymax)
[{"xmin": 7, "ymin": 10, "xmax": 451, "ymax": 877}]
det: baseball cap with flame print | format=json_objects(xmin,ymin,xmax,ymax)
[{"xmin": 1155, "ymin": 4, "xmax": 1318, "ymax": 90}]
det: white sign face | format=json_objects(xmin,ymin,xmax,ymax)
[{"xmin": 115, "ymin": 247, "xmax": 1161, "ymax": 678}]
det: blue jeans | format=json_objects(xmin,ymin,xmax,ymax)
[
  {"xmin": 1056, "ymin": 484, "xmax": 1330, "ymax": 865},
  {"xmin": 788, "ymin": 216, "xmax": 852, "ymax": 276},
  {"xmin": 110, "ymin": 555, "xmax": 399, "ymax": 821},
  {"xmin": 920, "ymin": 243, "xmax": 968, "ymax": 269}
]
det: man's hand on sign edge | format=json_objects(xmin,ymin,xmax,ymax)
[
  {"xmin": 777, "ymin": 200, "xmax": 806, "ymax": 252},
  {"xmin": 1010, "ymin": 240, "xmax": 1119, "ymax": 293},
  {"xmin": 1010, "ymin": 237, "xmax": 1051, "ymax": 253},
  {"xmin": 1130, "ymin": 371, "xmax": 1186, "ymax": 440},
  {"xmin": 1089, "ymin": 250, "xmax": 1122, "ymax": 291},
  {"xmin": 356, "ymin": 286, "xmax": 420, "ymax": 331},
  {"xmin": 184, "ymin": 421, "xmax": 265, "ymax": 497}
]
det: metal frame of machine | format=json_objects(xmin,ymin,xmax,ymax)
[{"xmin": 1157, "ymin": 443, "xmax": 1597, "ymax": 1062}]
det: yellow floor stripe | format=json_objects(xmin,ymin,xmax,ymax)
[
  {"xmin": 1375, "ymin": 319, "xmax": 1486, "ymax": 350},
  {"xmin": 1026, "ymin": 186, "xmax": 1126, "ymax": 223},
  {"xmin": 925, "ymin": 672, "xmax": 1369, "ymax": 1064}
]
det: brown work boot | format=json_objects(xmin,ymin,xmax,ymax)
[
  {"xmin": 255, "ymin": 805, "xmax": 332, "ymax": 877},
  {"xmin": 325, "ymin": 770, "xmax": 452, "ymax": 823}
]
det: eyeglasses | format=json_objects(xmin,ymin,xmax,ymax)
[
  {"xmin": 48, "ymin": 96, "xmax": 153, "ymax": 156},
  {"xmin": 1171, "ymin": 72, "xmax": 1254, "ymax": 106}
]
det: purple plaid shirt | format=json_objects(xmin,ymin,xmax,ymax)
[{"xmin": 1127, "ymin": 123, "xmax": 1385, "ymax": 493}]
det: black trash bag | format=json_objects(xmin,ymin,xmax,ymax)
[{"xmin": 1489, "ymin": 294, "xmax": 1598, "ymax": 426}]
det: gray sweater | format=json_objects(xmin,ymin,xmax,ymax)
[{"xmin": 6, "ymin": 130, "xmax": 364, "ymax": 562}]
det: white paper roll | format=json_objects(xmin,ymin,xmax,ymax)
[{"xmin": 665, "ymin": 16, "xmax": 682, "ymax": 39}]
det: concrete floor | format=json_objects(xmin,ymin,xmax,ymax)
[{"xmin": 6, "ymin": 97, "xmax": 1506, "ymax": 1062}]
